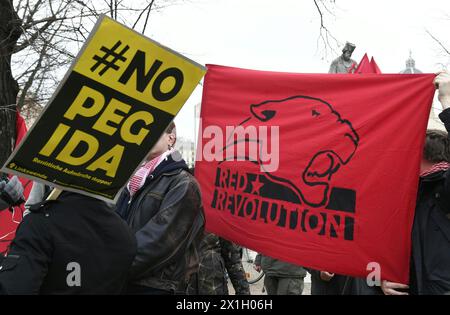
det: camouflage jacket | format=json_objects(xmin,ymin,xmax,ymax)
[{"xmin": 189, "ymin": 233, "xmax": 250, "ymax": 295}]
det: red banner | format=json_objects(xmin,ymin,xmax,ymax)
[{"xmin": 195, "ymin": 64, "xmax": 436, "ymax": 283}]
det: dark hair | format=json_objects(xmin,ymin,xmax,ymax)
[
  {"xmin": 165, "ymin": 121, "xmax": 176, "ymax": 146},
  {"xmin": 424, "ymin": 129, "xmax": 450, "ymax": 163},
  {"xmin": 165, "ymin": 121, "xmax": 176, "ymax": 134}
]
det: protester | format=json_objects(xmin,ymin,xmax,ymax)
[
  {"xmin": 381, "ymin": 72, "xmax": 450, "ymax": 295},
  {"xmin": 116, "ymin": 122, "xmax": 205, "ymax": 295},
  {"xmin": 0, "ymin": 176, "xmax": 24, "ymax": 211},
  {"xmin": 188, "ymin": 233, "xmax": 250, "ymax": 295},
  {"xmin": 254, "ymin": 254, "xmax": 306, "ymax": 295},
  {"xmin": 0, "ymin": 191, "xmax": 136, "ymax": 294}
]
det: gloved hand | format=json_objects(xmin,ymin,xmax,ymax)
[
  {"xmin": 434, "ymin": 72, "xmax": 450, "ymax": 109},
  {"xmin": 0, "ymin": 176, "xmax": 24, "ymax": 207}
]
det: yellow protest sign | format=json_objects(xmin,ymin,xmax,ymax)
[{"xmin": 2, "ymin": 15, "xmax": 206, "ymax": 202}]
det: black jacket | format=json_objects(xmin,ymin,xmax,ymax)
[
  {"xmin": 309, "ymin": 271, "xmax": 381, "ymax": 295},
  {"xmin": 409, "ymin": 108, "xmax": 450, "ymax": 295},
  {"xmin": 309, "ymin": 271, "xmax": 347, "ymax": 295},
  {"xmin": 0, "ymin": 192, "xmax": 136, "ymax": 295},
  {"xmin": 411, "ymin": 169, "xmax": 450, "ymax": 295},
  {"xmin": 116, "ymin": 153, "xmax": 205, "ymax": 293}
]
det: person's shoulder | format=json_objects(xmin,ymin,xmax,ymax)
[
  {"xmin": 184, "ymin": 171, "xmax": 202, "ymax": 191},
  {"xmin": 26, "ymin": 195, "xmax": 88, "ymax": 223},
  {"xmin": 161, "ymin": 169, "xmax": 202, "ymax": 199},
  {"xmin": 23, "ymin": 199, "xmax": 66, "ymax": 226},
  {"xmin": 173, "ymin": 169, "xmax": 199, "ymax": 185},
  {"xmin": 14, "ymin": 201, "xmax": 56, "ymax": 239},
  {"xmin": 27, "ymin": 199, "xmax": 58, "ymax": 215}
]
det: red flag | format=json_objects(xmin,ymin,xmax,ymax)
[
  {"xmin": 355, "ymin": 53, "xmax": 372, "ymax": 74},
  {"xmin": 370, "ymin": 57, "xmax": 382, "ymax": 74},
  {"xmin": 355, "ymin": 54, "xmax": 383, "ymax": 74},
  {"xmin": 14, "ymin": 111, "xmax": 32, "ymax": 200},
  {"xmin": 15, "ymin": 111, "xmax": 27, "ymax": 147},
  {"xmin": 0, "ymin": 112, "xmax": 31, "ymax": 254},
  {"xmin": 195, "ymin": 64, "xmax": 435, "ymax": 283}
]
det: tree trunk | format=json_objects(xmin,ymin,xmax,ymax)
[{"xmin": 0, "ymin": 0, "xmax": 22, "ymax": 168}]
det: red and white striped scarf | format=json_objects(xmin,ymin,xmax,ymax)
[
  {"xmin": 127, "ymin": 149, "xmax": 175, "ymax": 196},
  {"xmin": 420, "ymin": 161, "xmax": 450, "ymax": 178}
]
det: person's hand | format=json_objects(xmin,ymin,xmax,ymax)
[
  {"xmin": 381, "ymin": 280, "xmax": 409, "ymax": 295},
  {"xmin": 254, "ymin": 264, "xmax": 262, "ymax": 273},
  {"xmin": 1, "ymin": 176, "xmax": 24, "ymax": 205},
  {"xmin": 434, "ymin": 72, "xmax": 450, "ymax": 109},
  {"xmin": 320, "ymin": 271, "xmax": 335, "ymax": 282}
]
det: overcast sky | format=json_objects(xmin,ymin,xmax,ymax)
[{"xmin": 143, "ymin": 0, "xmax": 450, "ymax": 141}]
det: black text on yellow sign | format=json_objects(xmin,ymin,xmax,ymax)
[{"xmin": 39, "ymin": 86, "xmax": 155, "ymax": 178}]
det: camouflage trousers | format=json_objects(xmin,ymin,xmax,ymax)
[{"xmin": 264, "ymin": 276, "xmax": 304, "ymax": 295}]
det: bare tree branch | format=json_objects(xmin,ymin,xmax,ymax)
[
  {"xmin": 133, "ymin": 0, "xmax": 155, "ymax": 30},
  {"xmin": 17, "ymin": 40, "xmax": 48, "ymax": 109},
  {"xmin": 142, "ymin": 0, "xmax": 156, "ymax": 34},
  {"xmin": 426, "ymin": 29, "xmax": 450, "ymax": 56},
  {"xmin": 313, "ymin": 0, "xmax": 339, "ymax": 58},
  {"xmin": 14, "ymin": 16, "xmax": 56, "ymax": 53}
]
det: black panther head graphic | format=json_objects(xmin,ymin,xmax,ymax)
[{"xmin": 219, "ymin": 95, "xmax": 359, "ymax": 208}]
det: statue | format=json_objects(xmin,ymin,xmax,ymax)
[{"xmin": 329, "ymin": 42, "xmax": 358, "ymax": 74}]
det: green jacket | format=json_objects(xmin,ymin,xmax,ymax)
[{"xmin": 255, "ymin": 254, "xmax": 306, "ymax": 278}]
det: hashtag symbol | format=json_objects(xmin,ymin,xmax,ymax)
[{"xmin": 91, "ymin": 40, "xmax": 130, "ymax": 76}]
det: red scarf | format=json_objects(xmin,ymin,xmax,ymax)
[
  {"xmin": 420, "ymin": 161, "xmax": 450, "ymax": 178},
  {"xmin": 128, "ymin": 155, "xmax": 163, "ymax": 196}
]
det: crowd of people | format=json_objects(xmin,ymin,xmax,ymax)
[{"xmin": 0, "ymin": 71, "xmax": 449, "ymax": 295}]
